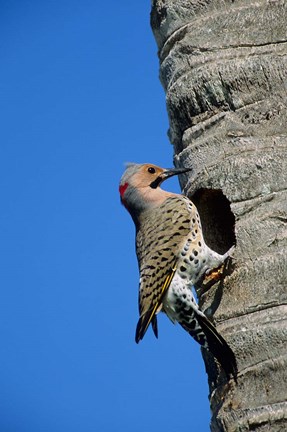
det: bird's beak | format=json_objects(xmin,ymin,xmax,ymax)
[
  {"xmin": 161, "ymin": 166, "xmax": 191, "ymax": 180},
  {"xmin": 150, "ymin": 166, "xmax": 191, "ymax": 189}
]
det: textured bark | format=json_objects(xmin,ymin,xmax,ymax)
[{"xmin": 151, "ymin": 0, "xmax": 287, "ymax": 431}]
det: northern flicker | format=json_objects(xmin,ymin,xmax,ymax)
[{"xmin": 119, "ymin": 162, "xmax": 237, "ymax": 381}]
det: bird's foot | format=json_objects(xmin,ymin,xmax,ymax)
[
  {"xmin": 204, "ymin": 264, "xmax": 225, "ymax": 284},
  {"xmin": 198, "ymin": 252, "xmax": 234, "ymax": 295},
  {"xmin": 200, "ymin": 264, "xmax": 226, "ymax": 293}
]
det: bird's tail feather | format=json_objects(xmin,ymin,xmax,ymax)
[{"xmin": 180, "ymin": 312, "xmax": 237, "ymax": 382}]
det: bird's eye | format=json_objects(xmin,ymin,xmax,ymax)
[{"xmin": 148, "ymin": 167, "xmax": 156, "ymax": 174}]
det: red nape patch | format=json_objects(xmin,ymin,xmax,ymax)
[{"xmin": 119, "ymin": 182, "xmax": 128, "ymax": 197}]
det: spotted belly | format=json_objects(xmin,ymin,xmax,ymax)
[{"xmin": 162, "ymin": 272, "xmax": 208, "ymax": 348}]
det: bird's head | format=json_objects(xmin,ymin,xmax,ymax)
[{"xmin": 119, "ymin": 163, "xmax": 191, "ymax": 221}]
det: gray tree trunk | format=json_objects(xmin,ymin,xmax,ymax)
[{"xmin": 150, "ymin": 1, "xmax": 287, "ymax": 431}]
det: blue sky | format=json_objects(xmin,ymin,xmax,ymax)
[{"xmin": 0, "ymin": 1, "xmax": 210, "ymax": 431}]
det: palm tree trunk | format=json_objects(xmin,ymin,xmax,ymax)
[{"xmin": 151, "ymin": 1, "xmax": 287, "ymax": 430}]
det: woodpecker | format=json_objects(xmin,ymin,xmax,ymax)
[{"xmin": 119, "ymin": 162, "xmax": 237, "ymax": 381}]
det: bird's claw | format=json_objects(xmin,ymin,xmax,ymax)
[{"xmin": 198, "ymin": 251, "xmax": 234, "ymax": 294}]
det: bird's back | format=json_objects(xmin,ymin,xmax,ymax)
[{"xmin": 136, "ymin": 196, "xmax": 201, "ymax": 316}]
